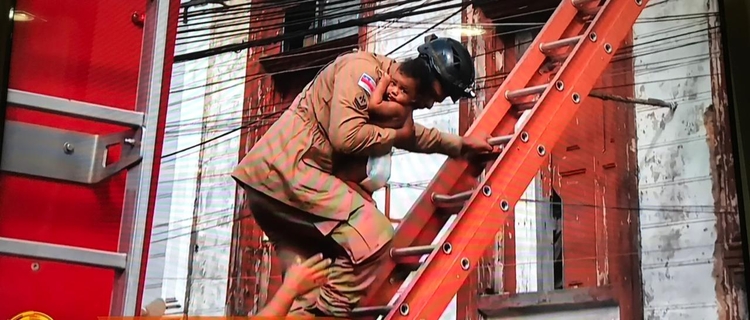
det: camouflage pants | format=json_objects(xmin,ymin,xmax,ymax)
[{"xmin": 242, "ymin": 185, "xmax": 393, "ymax": 317}]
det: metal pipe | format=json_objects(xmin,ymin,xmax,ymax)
[
  {"xmin": 571, "ymin": 0, "xmax": 598, "ymax": 6},
  {"xmin": 390, "ymin": 245, "xmax": 436, "ymax": 257},
  {"xmin": 589, "ymin": 91, "xmax": 677, "ymax": 110},
  {"xmin": 7, "ymin": 89, "xmax": 145, "ymax": 127},
  {"xmin": 539, "ymin": 35, "xmax": 583, "ymax": 51},
  {"xmin": 432, "ymin": 190, "xmax": 474, "ymax": 203},
  {"xmin": 0, "ymin": 236, "xmax": 127, "ymax": 270},
  {"xmin": 505, "ymin": 84, "xmax": 548, "ymax": 100},
  {"xmin": 489, "ymin": 134, "xmax": 514, "ymax": 146},
  {"xmin": 351, "ymin": 306, "xmax": 392, "ymax": 317}
]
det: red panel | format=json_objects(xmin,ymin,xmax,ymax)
[{"xmin": 0, "ymin": 1, "xmax": 146, "ymax": 319}]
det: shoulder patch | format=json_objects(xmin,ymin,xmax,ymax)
[
  {"xmin": 357, "ymin": 73, "xmax": 376, "ymax": 95},
  {"xmin": 354, "ymin": 94, "xmax": 368, "ymax": 111}
]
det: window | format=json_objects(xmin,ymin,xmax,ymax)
[
  {"xmin": 551, "ymin": 189, "xmax": 564, "ymax": 289},
  {"xmin": 282, "ymin": 0, "xmax": 360, "ymax": 52}
]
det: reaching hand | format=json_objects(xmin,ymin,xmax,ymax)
[
  {"xmin": 281, "ymin": 253, "xmax": 332, "ymax": 296},
  {"xmin": 460, "ymin": 133, "xmax": 494, "ymax": 156}
]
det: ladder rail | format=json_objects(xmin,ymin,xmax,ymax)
[
  {"xmin": 381, "ymin": 0, "xmax": 647, "ymax": 318},
  {"xmin": 359, "ymin": 0, "xmax": 594, "ymax": 311}
]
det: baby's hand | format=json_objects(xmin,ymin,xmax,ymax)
[
  {"xmin": 380, "ymin": 72, "xmax": 392, "ymax": 84},
  {"xmin": 281, "ymin": 253, "xmax": 332, "ymax": 296}
]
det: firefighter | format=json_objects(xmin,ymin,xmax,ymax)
[{"xmin": 231, "ymin": 35, "xmax": 492, "ymax": 317}]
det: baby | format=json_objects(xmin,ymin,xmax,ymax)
[
  {"xmin": 366, "ymin": 70, "xmax": 414, "ymax": 130},
  {"xmin": 335, "ymin": 59, "xmax": 434, "ymax": 201}
]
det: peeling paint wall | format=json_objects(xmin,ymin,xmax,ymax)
[
  {"xmin": 366, "ymin": 1, "xmax": 465, "ymax": 318},
  {"xmin": 184, "ymin": 0, "xmax": 249, "ymax": 315},
  {"xmin": 143, "ymin": 0, "xmax": 249, "ymax": 316},
  {"xmin": 633, "ymin": 0, "xmax": 728, "ymax": 318},
  {"xmin": 142, "ymin": 12, "xmax": 211, "ymax": 312}
]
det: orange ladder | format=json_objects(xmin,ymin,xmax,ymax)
[{"xmin": 351, "ymin": 0, "xmax": 649, "ymax": 318}]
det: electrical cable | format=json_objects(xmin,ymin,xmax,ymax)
[
  {"xmin": 177, "ymin": 0, "xmax": 411, "ymax": 37},
  {"xmin": 170, "ymin": 11, "xmax": 556, "ymax": 94},
  {"xmin": 174, "ymin": 0, "xmax": 497, "ymax": 62},
  {"xmin": 386, "ymin": 5, "xmax": 465, "ymax": 55},
  {"xmin": 165, "ymin": 17, "xmax": 712, "ymax": 128},
  {"xmin": 159, "ymin": 43, "xmax": 710, "ymax": 148},
  {"xmin": 175, "ymin": 0, "xmax": 416, "ymax": 43},
  {"xmin": 170, "ymin": 9, "xmax": 710, "ymax": 95},
  {"xmin": 165, "ymin": 13, "xmax": 708, "ymax": 82}
]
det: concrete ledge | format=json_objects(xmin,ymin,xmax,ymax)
[{"xmin": 477, "ymin": 285, "xmax": 617, "ymax": 318}]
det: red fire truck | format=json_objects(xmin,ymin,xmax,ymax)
[{"xmin": 0, "ymin": 0, "xmax": 180, "ymax": 319}]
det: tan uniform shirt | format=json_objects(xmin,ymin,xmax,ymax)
[{"xmin": 231, "ymin": 51, "xmax": 463, "ymax": 233}]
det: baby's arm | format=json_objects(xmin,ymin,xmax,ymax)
[{"xmin": 368, "ymin": 72, "xmax": 391, "ymax": 112}]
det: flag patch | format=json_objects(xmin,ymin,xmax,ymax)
[{"xmin": 357, "ymin": 73, "xmax": 376, "ymax": 95}]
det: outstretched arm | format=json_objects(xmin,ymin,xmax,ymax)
[
  {"xmin": 255, "ymin": 254, "xmax": 331, "ymax": 316},
  {"xmin": 396, "ymin": 122, "xmax": 492, "ymax": 158},
  {"xmin": 395, "ymin": 123, "xmax": 464, "ymax": 158}
]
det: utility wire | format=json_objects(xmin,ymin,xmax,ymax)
[
  {"xmin": 386, "ymin": 5, "xmax": 465, "ymax": 55},
  {"xmin": 165, "ymin": 16, "xmax": 711, "ymax": 125},
  {"xmin": 175, "ymin": 0, "xmax": 496, "ymax": 62},
  {"xmin": 177, "ymin": 0, "xmax": 408, "ymax": 37}
]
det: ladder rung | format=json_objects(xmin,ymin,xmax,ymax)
[
  {"xmin": 516, "ymin": 101, "xmax": 537, "ymax": 112},
  {"xmin": 505, "ymin": 84, "xmax": 548, "ymax": 100},
  {"xmin": 539, "ymin": 35, "xmax": 584, "ymax": 52},
  {"xmin": 351, "ymin": 305, "xmax": 392, "ymax": 317},
  {"xmin": 391, "ymin": 245, "xmax": 436, "ymax": 257},
  {"xmin": 432, "ymin": 190, "xmax": 473, "ymax": 204},
  {"xmin": 571, "ymin": 0, "xmax": 599, "ymax": 6},
  {"xmin": 0, "ymin": 236, "xmax": 127, "ymax": 270},
  {"xmin": 400, "ymin": 260, "xmax": 423, "ymax": 272},
  {"xmin": 488, "ymin": 134, "xmax": 514, "ymax": 146}
]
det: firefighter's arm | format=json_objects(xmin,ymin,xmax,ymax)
[
  {"xmin": 328, "ymin": 59, "xmax": 399, "ymax": 156},
  {"xmin": 395, "ymin": 123, "xmax": 463, "ymax": 158}
]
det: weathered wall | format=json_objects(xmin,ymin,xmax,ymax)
[
  {"xmin": 633, "ymin": 0, "xmax": 742, "ymax": 318},
  {"xmin": 141, "ymin": 12, "xmax": 210, "ymax": 313},
  {"xmin": 183, "ymin": 0, "xmax": 249, "ymax": 315},
  {"xmin": 229, "ymin": 0, "xmax": 284, "ymax": 314},
  {"xmin": 143, "ymin": 0, "xmax": 249, "ymax": 315}
]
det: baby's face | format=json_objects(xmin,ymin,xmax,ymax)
[{"xmin": 386, "ymin": 70, "xmax": 418, "ymax": 106}]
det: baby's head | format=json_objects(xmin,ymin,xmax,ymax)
[{"xmin": 386, "ymin": 58, "xmax": 435, "ymax": 107}]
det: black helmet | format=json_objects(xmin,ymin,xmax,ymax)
[{"xmin": 417, "ymin": 34, "xmax": 476, "ymax": 103}]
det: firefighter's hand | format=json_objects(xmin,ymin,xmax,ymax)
[
  {"xmin": 281, "ymin": 253, "xmax": 332, "ymax": 296},
  {"xmin": 461, "ymin": 133, "xmax": 494, "ymax": 156}
]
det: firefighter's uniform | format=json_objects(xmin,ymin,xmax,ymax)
[{"xmin": 231, "ymin": 50, "xmax": 463, "ymax": 316}]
